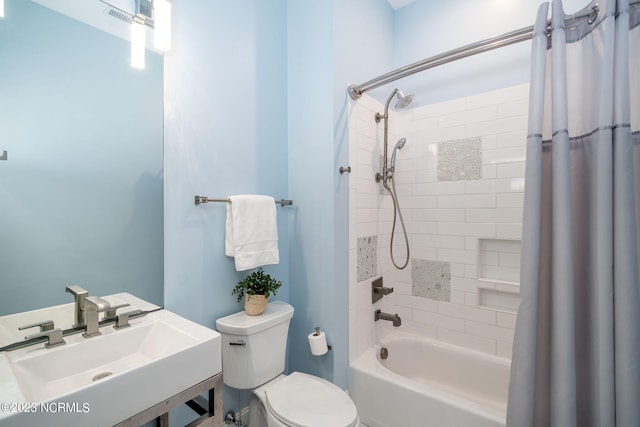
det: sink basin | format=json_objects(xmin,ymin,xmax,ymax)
[{"xmin": 0, "ymin": 308, "xmax": 221, "ymax": 427}]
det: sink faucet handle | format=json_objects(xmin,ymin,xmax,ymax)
[
  {"xmin": 104, "ymin": 303, "xmax": 131, "ymax": 320},
  {"xmin": 66, "ymin": 285, "xmax": 89, "ymax": 328},
  {"xmin": 18, "ymin": 320, "xmax": 55, "ymax": 332},
  {"xmin": 114, "ymin": 309, "xmax": 143, "ymax": 329},
  {"xmin": 24, "ymin": 328, "xmax": 66, "ymax": 349}
]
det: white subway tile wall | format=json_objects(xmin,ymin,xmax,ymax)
[{"xmin": 348, "ymin": 84, "xmax": 530, "ymax": 362}]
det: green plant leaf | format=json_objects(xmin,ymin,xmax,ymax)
[{"xmin": 231, "ymin": 267, "xmax": 282, "ymax": 303}]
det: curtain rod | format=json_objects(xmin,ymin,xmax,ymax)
[{"xmin": 348, "ymin": 3, "xmax": 614, "ymax": 100}]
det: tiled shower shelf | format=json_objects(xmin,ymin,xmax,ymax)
[
  {"xmin": 478, "ymin": 238, "xmax": 522, "ymax": 285},
  {"xmin": 477, "ymin": 287, "xmax": 520, "ymax": 313}
]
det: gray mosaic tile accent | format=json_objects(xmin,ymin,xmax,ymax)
[
  {"xmin": 357, "ymin": 236, "xmax": 377, "ymax": 282},
  {"xmin": 411, "ymin": 259, "xmax": 451, "ymax": 301},
  {"xmin": 437, "ymin": 137, "xmax": 482, "ymax": 181}
]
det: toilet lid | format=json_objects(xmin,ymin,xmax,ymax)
[{"xmin": 264, "ymin": 372, "xmax": 358, "ymax": 427}]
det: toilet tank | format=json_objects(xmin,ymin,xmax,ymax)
[{"xmin": 215, "ymin": 301, "xmax": 294, "ymax": 389}]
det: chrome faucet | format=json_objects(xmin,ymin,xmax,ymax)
[
  {"xmin": 374, "ymin": 309, "xmax": 402, "ymax": 327},
  {"xmin": 66, "ymin": 285, "xmax": 88, "ymax": 328},
  {"xmin": 19, "ymin": 321, "xmax": 65, "ymax": 348},
  {"xmin": 83, "ymin": 296, "xmax": 129, "ymax": 338}
]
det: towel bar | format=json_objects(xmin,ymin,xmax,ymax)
[{"xmin": 194, "ymin": 196, "xmax": 293, "ymax": 206}]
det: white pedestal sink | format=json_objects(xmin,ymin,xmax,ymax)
[{"xmin": 0, "ymin": 306, "xmax": 221, "ymax": 426}]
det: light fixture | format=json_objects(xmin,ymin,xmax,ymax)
[
  {"xmin": 0, "ymin": 0, "xmax": 5, "ymax": 18},
  {"xmin": 153, "ymin": 0, "xmax": 171, "ymax": 51},
  {"xmin": 131, "ymin": 16, "xmax": 146, "ymax": 69},
  {"xmin": 127, "ymin": 0, "xmax": 172, "ymax": 69}
]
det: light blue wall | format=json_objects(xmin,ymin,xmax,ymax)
[
  {"xmin": 163, "ymin": 0, "xmax": 288, "ymax": 418},
  {"xmin": 287, "ymin": 0, "xmax": 393, "ymax": 389},
  {"xmin": 164, "ymin": 0, "xmax": 288, "ymax": 330},
  {"xmin": 0, "ymin": 0, "xmax": 163, "ymax": 314},
  {"xmin": 166, "ymin": 2, "xmax": 392, "ymax": 417},
  {"xmin": 286, "ymin": 0, "xmax": 337, "ymax": 384}
]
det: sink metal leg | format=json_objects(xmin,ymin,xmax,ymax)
[
  {"xmin": 155, "ymin": 412, "xmax": 169, "ymax": 427},
  {"xmin": 114, "ymin": 373, "xmax": 223, "ymax": 427}
]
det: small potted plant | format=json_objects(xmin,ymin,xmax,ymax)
[{"xmin": 232, "ymin": 267, "xmax": 282, "ymax": 315}]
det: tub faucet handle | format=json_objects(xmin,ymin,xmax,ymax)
[
  {"xmin": 372, "ymin": 277, "xmax": 394, "ymax": 303},
  {"xmin": 376, "ymin": 286, "xmax": 394, "ymax": 295}
]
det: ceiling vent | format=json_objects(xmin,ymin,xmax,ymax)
[{"xmin": 106, "ymin": 7, "xmax": 133, "ymax": 24}]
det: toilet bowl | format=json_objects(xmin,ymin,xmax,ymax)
[
  {"xmin": 216, "ymin": 301, "xmax": 359, "ymax": 427},
  {"xmin": 251, "ymin": 372, "xmax": 359, "ymax": 427}
]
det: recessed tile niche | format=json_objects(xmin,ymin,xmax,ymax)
[
  {"xmin": 478, "ymin": 288, "xmax": 520, "ymax": 313},
  {"xmin": 478, "ymin": 239, "xmax": 522, "ymax": 284}
]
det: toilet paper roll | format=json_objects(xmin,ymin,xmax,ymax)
[{"xmin": 308, "ymin": 330, "xmax": 329, "ymax": 356}]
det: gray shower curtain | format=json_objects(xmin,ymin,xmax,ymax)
[{"xmin": 506, "ymin": 0, "xmax": 640, "ymax": 426}]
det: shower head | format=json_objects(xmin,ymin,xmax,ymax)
[
  {"xmin": 375, "ymin": 88, "xmax": 415, "ymax": 123},
  {"xmin": 390, "ymin": 138, "xmax": 407, "ymax": 170},
  {"xmin": 394, "ymin": 90, "xmax": 414, "ymax": 110}
]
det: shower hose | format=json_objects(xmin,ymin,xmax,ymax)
[{"xmin": 383, "ymin": 176, "xmax": 410, "ymax": 269}]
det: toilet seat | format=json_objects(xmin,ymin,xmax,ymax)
[{"xmin": 263, "ymin": 372, "xmax": 358, "ymax": 427}]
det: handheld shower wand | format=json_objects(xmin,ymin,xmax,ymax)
[
  {"xmin": 390, "ymin": 138, "xmax": 407, "ymax": 172},
  {"xmin": 384, "ymin": 139, "xmax": 410, "ymax": 270}
]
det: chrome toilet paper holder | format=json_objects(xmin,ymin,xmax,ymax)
[{"xmin": 313, "ymin": 327, "xmax": 332, "ymax": 351}]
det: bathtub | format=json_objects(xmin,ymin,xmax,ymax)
[{"xmin": 349, "ymin": 330, "xmax": 510, "ymax": 427}]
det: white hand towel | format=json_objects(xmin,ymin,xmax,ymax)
[{"xmin": 225, "ymin": 195, "xmax": 279, "ymax": 271}]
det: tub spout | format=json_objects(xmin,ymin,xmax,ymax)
[{"xmin": 374, "ymin": 309, "xmax": 401, "ymax": 327}]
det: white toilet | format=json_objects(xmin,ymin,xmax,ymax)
[{"xmin": 215, "ymin": 301, "xmax": 359, "ymax": 427}]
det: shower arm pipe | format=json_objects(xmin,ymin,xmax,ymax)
[{"xmin": 348, "ymin": 4, "xmax": 606, "ymax": 100}]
